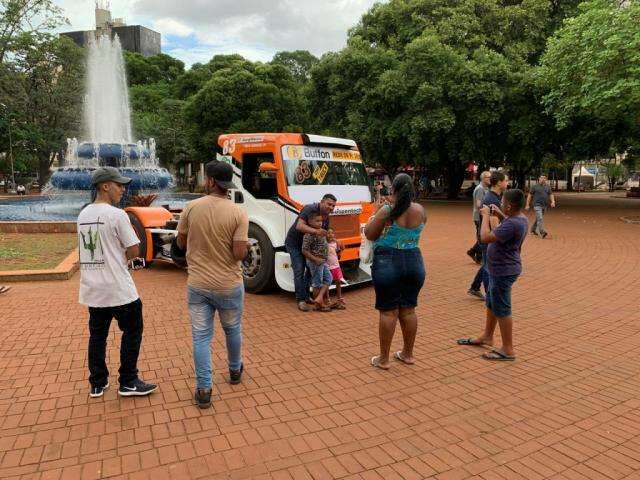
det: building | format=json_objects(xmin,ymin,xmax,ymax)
[{"xmin": 61, "ymin": 2, "xmax": 161, "ymax": 57}]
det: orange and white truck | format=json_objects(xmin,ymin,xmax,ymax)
[{"xmin": 126, "ymin": 133, "xmax": 376, "ymax": 293}]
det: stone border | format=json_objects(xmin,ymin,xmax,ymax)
[
  {"xmin": 0, "ymin": 249, "xmax": 79, "ymax": 282},
  {"xmin": 0, "ymin": 221, "xmax": 76, "ymax": 233}
]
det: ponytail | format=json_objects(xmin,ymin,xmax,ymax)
[{"xmin": 389, "ymin": 173, "xmax": 415, "ymax": 221}]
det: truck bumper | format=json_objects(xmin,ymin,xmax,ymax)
[{"xmin": 274, "ymin": 252, "xmax": 372, "ymax": 293}]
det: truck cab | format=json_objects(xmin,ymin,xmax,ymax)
[{"xmin": 216, "ymin": 133, "xmax": 375, "ymax": 293}]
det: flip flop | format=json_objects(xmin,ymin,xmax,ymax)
[
  {"xmin": 331, "ymin": 300, "xmax": 346, "ymax": 310},
  {"xmin": 482, "ymin": 349, "xmax": 515, "ymax": 361},
  {"xmin": 0, "ymin": 286, "xmax": 11, "ymax": 294},
  {"xmin": 457, "ymin": 338, "xmax": 488, "ymax": 347},
  {"xmin": 393, "ymin": 351, "xmax": 415, "ymax": 365},
  {"xmin": 314, "ymin": 303, "xmax": 331, "ymax": 312},
  {"xmin": 371, "ymin": 356, "xmax": 390, "ymax": 370}
]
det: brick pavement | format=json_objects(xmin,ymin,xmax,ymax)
[{"xmin": 1, "ymin": 193, "xmax": 639, "ymax": 480}]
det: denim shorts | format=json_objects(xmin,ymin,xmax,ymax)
[
  {"xmin": 485, "ymin": 274, "xmax": 519, "ymax": 317},
  {"xmin": 306, "ymin": 261, "xmax": 333, "ymax": 288},
  {"xmin": 371, "ymin": 247, "xmax": 426, "ymax": 311}
]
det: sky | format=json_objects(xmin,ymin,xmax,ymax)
[{"xmin": 53, "ymin": 0, "xmax": 380, "ymax": 67}]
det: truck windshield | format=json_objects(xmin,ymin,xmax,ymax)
[{"xmin": 283, "ymin": 159, "xmax": 371, "ymax": 187}]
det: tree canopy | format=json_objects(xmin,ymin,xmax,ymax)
[
  {"xmin": 1, "ymin": 0, "xmax": 638, "ymax": 189},
  {"xmin": 539, "ymin": 0, "xmax": 640, "ymax": 161}
]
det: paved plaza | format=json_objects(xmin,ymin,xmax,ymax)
[{"xmin": 1, "ymin": 194, "xmax": 640, "ymax": 480}]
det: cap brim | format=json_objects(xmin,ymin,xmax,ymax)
[{"xmin": 113, "ymin": 176, "xmax": 132, "ymax": 185}]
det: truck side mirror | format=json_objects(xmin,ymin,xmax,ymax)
[{"xmin": 258, "ymin": 162, "xmax": 279, "ymax": 174}]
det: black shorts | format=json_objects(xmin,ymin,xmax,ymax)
[{"xmin": 371, "ymin": 247, "xmax": 426, "ymax": 311}]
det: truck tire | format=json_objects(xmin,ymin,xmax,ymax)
[
  {"xmin": 127, "ymin": 212, "xmax": 151, "ymax": 266},
  {"xmin": 243, "ymin": 224, "xmax": 276, "ymax": 293}
]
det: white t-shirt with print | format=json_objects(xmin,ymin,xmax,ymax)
[{"xmin": 77, "ymin": 203, "xmax": 140, "ymax": 308}]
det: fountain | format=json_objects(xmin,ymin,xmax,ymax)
[
  {"xmin": 49, "ymin": 34, "xmax": 172, "ymax": 194},
  {"xmin": 0, "ymin": 33, "xmax": 185, "ymax": 222}
]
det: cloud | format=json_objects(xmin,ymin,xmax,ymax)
[
  {"xmin": 153, "ymin": 18, "xmax": 193, "ymax": 37},
  {"xmin": 132, "ymin": 0, "xmax": 376, "ymax": 56},
  {"xmin": 53, "ymin": 0, "xmax": 380, "ymax": 66}
]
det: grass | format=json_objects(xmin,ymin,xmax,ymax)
[{"xmin": 0, "ymin": 233, "xmax": 77, "ymax": 271}]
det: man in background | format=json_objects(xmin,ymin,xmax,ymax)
[
  {"xmin": 526, "ymin": 175, "xmax": 555, "ymax": 238},
  {"xmin": 467, "ymin": 171, "xmax": 491, "ymax": 264},
  {"xmin": 468, "ymin": 171, "xmax": 508, "ymax": 300}
]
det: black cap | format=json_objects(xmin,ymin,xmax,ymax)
[
  {"xmin": 205, "ymin": 160, "xmax": 235, "ymax": 190},
  {"xmin": 91, "ymin": 166, "xmax": 132, "ymax": 185}
]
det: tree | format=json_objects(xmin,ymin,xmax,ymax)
[
  {"xmin": 171, "ymin": 55, "xmax": 252, "ymax": 100},
  {"xmin": 184, "ymin": 61, "xmax": 305, "ymax": 161},
  {"xmin": 305, "ymin": 0, "xmax": 584, "ymax": 196},
  {"xmin": 0, "ymin": 34, "xmax": 84, "ymax": 181},
  {"xmin": 123, "ymin": 51, "xmax": 184, "ymax": 86},
  {"xmin": 539, "ymin": 0, "xmax": 640, "ymax": 160},
  {"xmin": 272, "ymin": 50, "xmax": 319, "ymax": 83},
  {"xmin": 0, "ymin": 0, "xmax": 66, "ymax": 63},
  {"xmin": 132, "ymin": 98, "xmax": 194, "ymax": 166},
  {"xmin": 602, "ymin": 160, "xmax": 624, "ymax": 192}
]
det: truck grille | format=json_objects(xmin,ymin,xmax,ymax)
[{"xmin": 329, "ymin": 215, "xmax": 360, "ymax": 241}]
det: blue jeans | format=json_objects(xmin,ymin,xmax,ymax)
[
  {"xmin": 187, "ymin": 285, "xmax": 244, "ymax": 389},
  {"xmin": 286, "ymin": 242, "xmax": 311, "ymax": 302},
  {"xmin": 470, "ymin": 244, "xmax": 488, "ymax": 292},
  {"xmin": 307, "ymin": 261, "xmax": 332, "ymax": 288},
  {"xmin": 532, "ymin": 206, "xmax": 546, "ymax": 234}
]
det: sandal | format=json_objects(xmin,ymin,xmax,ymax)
[
  {"xmin": 482, "ymin": 349, "xmax": 515, "ymax": 361},
  {"xmin": 332, "ymin": 299, "xmax": 346, "ymax": 310},
  {"xmin": 314, "ymin": 302, "xmax": 332, "ymax": 312},
  {"xmin": 370, "ymin": 356, "xmax": 390, "ymax": 370},
  {"xmin": 393, "ymin": 351, "xmax": 415, "ymax": 365},
  {"xmin": 457, "ymin": 338, "xmax": 489, "ymax": 347}
]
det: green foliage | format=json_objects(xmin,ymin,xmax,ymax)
[
  {"xmin": 539, "ymin": 0, "xmax": 640, "ymax": 158},
  {"xmin": 0, "ymin": 0, "xmax": 67, "ymax": 63},
  {"xmin": 184, "ymin": 61, "xmax": 305, "ymax": 161},
  {"xmin": 1, "ymin": 0, "xmax": 636, "ymax": 191},
  {"xmin": 272, "ymin": 50, "xmax": 319, "ymax": 83},
  {"xmin": 0, "ymin": 34, "xmax": 84, "ymax": 180},
  {"xmin": 600, "ymin": 160, "xmax": 625, "ymax": 192},
  {"xmin": 123, "ymin": 51, "xmax": 184, "ymax": 86}
]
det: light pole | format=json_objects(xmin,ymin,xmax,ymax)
[{"xmin": 0, "ymin": 103, "xmax": 16, "ymax": 191}]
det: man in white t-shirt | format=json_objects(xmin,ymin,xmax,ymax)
[{"xmin": 78, "ymin": 167, "xmax": 158, "ymax": 398}]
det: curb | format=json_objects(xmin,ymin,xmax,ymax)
[
  {"xmin": 0, "ymin": 221, "xmax": 77, "ymax": 233},
  {"xmin": 0, "ymin": 250, "xmax": 79, "ymax": 282}
]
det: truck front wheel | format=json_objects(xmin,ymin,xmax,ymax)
[
  {"xmin": 127, "ymin": 212, "xmax": 152, "ymax": 266},
  {"xmin": 243, "ymin": 224, "xmax": 276, "ymax": 293}
]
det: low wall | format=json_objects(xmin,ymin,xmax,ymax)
[
  {"xmin": 0, "ymin": 250, "xmax": 79, "ymax": 282},
  {"xmin": 0, "ymin": 221, "xmax": 77, "ymax": 233}
]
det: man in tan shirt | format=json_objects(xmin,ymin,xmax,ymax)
[{"xmin": 177, "ymin": 160, "xmax": 249, "ymax": 409}]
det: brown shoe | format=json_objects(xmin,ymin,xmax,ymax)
[
  {"xmin": 298, "ymin": 301, "xmax": 311, "ymax": 312},
  {"xmin": 195, "ymin": 388, "xmax": 212, "ymax": 409}
]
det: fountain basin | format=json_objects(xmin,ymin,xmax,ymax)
[
  {"xmin": 76, "ymin": 142, "xmax": 152, "ymax": 161},
  {"xmin": 0, "ymin": 193, "xmax": 200, "ymax": 221},
  {"xmin": 50, "ymin": 167, "xmax": 173, "ymax": 191}
]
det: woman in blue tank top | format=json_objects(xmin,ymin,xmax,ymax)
[{"xmin": 364, "ymin": 173, "xmax": 427, "ymax": 370}]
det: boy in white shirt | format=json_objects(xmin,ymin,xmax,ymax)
[{"xmin": 78, "ymin": 167, "xmax": 157, "ymax": 398}]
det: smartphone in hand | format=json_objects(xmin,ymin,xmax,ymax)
[{"xmin": 129, "ymin": 257, "xmax": 146, "ymax": 270}]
